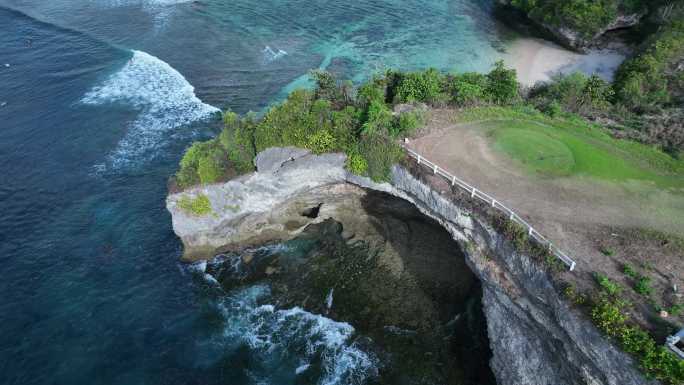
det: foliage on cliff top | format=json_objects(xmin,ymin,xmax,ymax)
[
  {"xmin": 508, "ymin": 0, "xmax": 649, "ymax": 39},
  {"xmin": 579, "ymin": 280, "xmax": 684, "ymax": 384},
  {"xmin": 177, "ymin": 194, "xmax": 212, "ymax": 216},
  {"xmin": 614, "ymin": 19, "xmax": 684, "ymax": 112},
  {"xmin": 174, "ymin": 62, "xmax": 522, "ymax": 188}
]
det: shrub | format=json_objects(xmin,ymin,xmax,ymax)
[
  {"xmin": 500, "ymin": 219, "xmax": 529, "ymax": 251},
  {"xmin": 311, "ymin": 69, "xmax": 339, "ymax": 102},
  {"xmin": 623, "ymin": 264, "xmax": 638, "ymax": 279},
  {"xmin": 595, "ymin": 273, "xmax": 622, "ymax": 296},
  {"xmin": 176, "ymin": 141, "xmax": 229, "ymax": 188},
  {"xmin": 614, "ymin": 20, "xmax": 684, "ymax": 112},
  {"xmin": 449, "ymin": 72, "xmax": 487, "ymax": 106},
  {"xmin": 394, "ymin": 68, "xmax": 446, "ymax": 104},
  {"xmin": 331, "ymin": 106, "xmax": 361, "ymax": 151},
  {"xmin": 530, "ymin": 72, "xmax": 613, "ymax": 117},
  {"xmin": 219, "ymin": 111, "xmax": 257, "ymax": 173},
  {"xmin": 390, "ymin": 110, "xmax": 424, "ymax": 138},
  {"xmin": 590, "ymin": 291, "xmax": 684, "ymax": 384},
  {"xmin": 599, "ymin": 245, "xmax": 615, "ymax": 256},
  {"xmin": 361, "ymin": 99, "xmax": 393, "ymax": 135},
  {"xmin": 346, "ymin": 148, "xmax": 368, "ymax": 176},
  {"xmin": 357, "ymin": 77, "xmax": 386, "ymax": 106},
  {"xmin": 591, "ymin": 297, "xmax": 628, "ymax": 337},
  {"xmin": 178, "ymin": 194, "xmax": 212, "ymax": 216},
  {"xmin": 634, "ymin": 276, "xmax": 652, "ymax": 296},
  {"xmin": 485, "ymin": 60, "xmax": 519, "ymax": 105},
  {"xmin": 255, "ymin": 89, "xmax": 315, "ymax": 151},
  {"xmin": 358, "ymin": 134, "xmax": 404, "ymax": 182},
  {"xmin": 306, "ymin": 130, "xmax": 336, "ymax": 154}
]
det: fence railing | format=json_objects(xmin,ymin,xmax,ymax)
[{"xmin": 404, "ymin": 147, "xmax": 576, "ymax": 271}]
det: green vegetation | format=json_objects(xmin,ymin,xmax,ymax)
[
  {"xmin": 457, "ymin": 106, "xmax": 684, "ymax": 187},
  {"xmin": 508, "ymin": 0, "xmax": 649, "ymax": 40},
  {"xmin": 584, "ymin": 280, "xmax": 684, "ymax": 384},
  {"xmin": 623, "ymin": 264, "xmax": 638, "ymax": 279},
  {"xmin": 634, "ymin": 276, "xmax": 653, "ymax": 296},
  {"xmin": 492, "ymin": 216, "xmax": 564, "ymax": 271},
  {"xmin": 614, "ymin": 20, "xmax": 684, "ymax": 113},
  {"xmin": 530, "ymin": 72, "xmax": 614, "ymax": 117},
  {"xmin": 600, "ymin": 246, "xmax": 615, "ymax": 256},
  {"xmin": 595, "ymin": 273, "xmax": 622, "ymax": 296},
  {"xmin": 622, "ymin": 264, "xmax": 654, "ymax": 297},
  {"xmin": 178, "ymin": 194, "xmax": 212, "ymax": 216},
  {"xmin": 176, "ymin": 61, "xmax": 526, "ymax": 188}
]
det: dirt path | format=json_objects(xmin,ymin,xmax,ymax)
[{"xmin": 407, "ymin": 111, "xmax": 684, "ymax": 279}]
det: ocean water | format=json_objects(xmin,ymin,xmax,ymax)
[{"xmin": 0, "ymin": 1, "xmax": 508, "ymax": 384}]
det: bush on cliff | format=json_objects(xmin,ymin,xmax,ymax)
[
  {"xmin": 530, "ymin": 72, "xmax": 614, "ymax": 117},
  {"xmin": 588, "ymin": 285, "xmax": 684, "ymax": 384},
  {"xmin": 175, "ymin": 62, "xmax": 525, "ymax": 188},
  {"xmin": 176, "ymin": 140, "xmax": 229, "ymax": 188},
  {"xmin": 614, "ymin": 20, "xmax": 684, "ymax": 112},
  {"xmin": 508, "ymin": 0, "xmax": 648, "ymax": 40}
]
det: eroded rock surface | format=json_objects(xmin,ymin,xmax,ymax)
[{"xmin": 167, "ymin": 147, "xmax": 656, "ymax": 385}]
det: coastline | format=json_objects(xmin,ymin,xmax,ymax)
[{"xmin": 503, "ymin": 37, "xmax": 627, "ymax": 87}]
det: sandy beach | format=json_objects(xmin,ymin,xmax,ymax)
[{"xmin": 504, "ymin": 37, "xmax": 627, "ymax": 87}]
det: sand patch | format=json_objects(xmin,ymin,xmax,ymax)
[{"xmin": 503, "ymin": 37, "xmax": 627, "ymax": 86}]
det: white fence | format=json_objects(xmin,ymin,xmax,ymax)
[{"xmin": 404, "ymin": 147, "xmax": 577, "ymax": 271}]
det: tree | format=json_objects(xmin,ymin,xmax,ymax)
[{"xmin": 485, "ymin": 60, "xmax": 519, "ymax": 105}]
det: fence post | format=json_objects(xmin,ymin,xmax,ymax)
[
  {"xmin": 433, "ymin": 164, "xmax": 438, "ymax": 174},
  {"xmin": 570, "ymin": 261, "xmax": 576, "ymax": 271},
  {"xmin": 471, "ymin": 188, "xmax": 476, "ymax": 198},
  {"xmin": 452, "ymin": 176, "xmax": 456, "ymax": 186},
  {"xmin": 509, "ymin": 212, "xmax": 514, "ymax": 220},
  {"xmin": 528, "ymin": 227, "xmax": 533, "ymax": 236},
  {"xmin": 417, "ymin": 155, "xmax": 421, "ymax": 165},
  {"xmin": 491, "ymin": 199, "xmax": 496, "ymax": 207}
]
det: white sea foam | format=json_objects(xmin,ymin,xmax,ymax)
[
  {"xmin": 325, "ymin": 288, "xmax": 334, "ymax": 311},
  {"xmin": 295, "ymin": 363, "xmax": 311, "ymax": 375},
  {"xmin": 98, "ymin": 0, "xmax": 194, "ymax": 8},
  {"xmin": 217, "ymin": 285, "xmax": 378, "ymax": 384},
  {"xmin": 188, "ymin": 260, "xmax": 207, "ymax": 273},
  {"xmin": 263, "ymin": 46, "xmax": 288, "ymax": 64},
  {"xmin": 82, "ymin": 50, "xmax": 219, "ymax": 169},
  {"xmin": 203, "ymin": 273, "xmax": 219, "ymax": 285}
]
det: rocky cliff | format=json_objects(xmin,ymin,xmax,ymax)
[
  {"xmin": 166, "ymin": 147, "xmax": 656, "ymax": 385},
  {"xmin": 496, "ymin": 0, "xmax": 647, "ymax": 51}
]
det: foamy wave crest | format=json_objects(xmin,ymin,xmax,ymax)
[
  {"xmin": 263, "ymin": 46, "xmax": 288, "ymax": 64},
  {"xmin": 82, "ymin": 50, "xmax": 219, "ymax": 169},
  {"xmin": 99, "ymin": 0, "xmax": 195, "ymax": 7},
  {"xmin": 219, "ymin": 285, "xmax": 378, "ymax": 384}
]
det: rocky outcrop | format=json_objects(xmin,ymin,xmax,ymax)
[
  {"xmin": 496, "ymin": 0, "xmax": 646, "ymax": 51},
  {"xmin": 166, "ymin": 147, "xmax": 656, "ymax": 385}
]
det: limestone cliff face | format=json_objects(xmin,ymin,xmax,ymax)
[
  {"xmin": 166, "ymin": 148, "xmax": 656, "ymax": 385},
  {"xmin": 390, "ymin": 166, "xmax": 657, "ymax": 385}
]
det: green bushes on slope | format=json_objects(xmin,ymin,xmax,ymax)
[
  {"xmin": 614, "ymin": 20, "xmax": 684, "ymax": 112},
  {"xmin": 508, "ymin": 0, "xmax": 648, "ymax": 39}
]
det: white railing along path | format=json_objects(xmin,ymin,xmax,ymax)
[{"xmin": 404, "ymin": 147, "xmax": 576, "ymax": 271}]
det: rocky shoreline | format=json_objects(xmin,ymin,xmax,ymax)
[
  {"xmin": 167, "ymin": 147, "xmax": 656, "ymax": 385},
  {"xmin": 495, "ymin": 0, "xmax": 647, "ymax": 52}
]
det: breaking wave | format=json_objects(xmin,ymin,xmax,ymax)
[
  {"xmin": 196, "ymin": 281, "xmax": 378, "ymax": 385},
  {"xmin": 263, "ymin": 45, "xmax": 288, "ymax": 64},
  {"xmin": 82, "ymin": 50, "xmax": 219, "ymax": 169}
]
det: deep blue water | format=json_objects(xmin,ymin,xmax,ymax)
[{"xmin": 0, "ymin": 1, "xmax": 510, "ymax": 384}]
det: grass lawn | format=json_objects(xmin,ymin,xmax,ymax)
[{"xmin": 457, "ymin": 107, "xmax": 684, "ymax": 189}]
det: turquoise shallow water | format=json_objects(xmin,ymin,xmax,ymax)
[{"xmin": 0, "ymin": 1, "xmax": 510, "ymax": 384}]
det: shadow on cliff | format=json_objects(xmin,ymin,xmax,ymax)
[{"xmin": 359, "ymin": 190, "xmax": 497, "ymax": 385}]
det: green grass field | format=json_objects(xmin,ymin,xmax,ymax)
[{"xmin": 457, "ymin": 107, "xmax": 684, "ymax": 190}]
